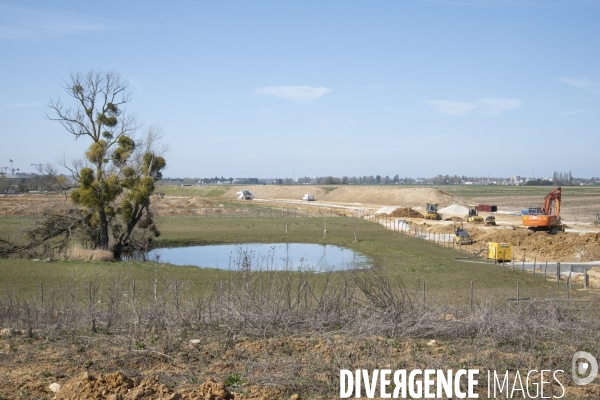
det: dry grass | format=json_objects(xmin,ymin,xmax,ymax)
[{"xmin": 62, "ymin": 247, "xmax": 114, "ymax": 262}]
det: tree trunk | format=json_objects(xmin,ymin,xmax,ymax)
[{"xmin": 99, "ymin": 209, "xmax": 110, "ymax": 250}]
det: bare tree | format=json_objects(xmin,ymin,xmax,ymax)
[{"xmin": 46, "ymin": 71, "xmax": 166, "ymax": 257}]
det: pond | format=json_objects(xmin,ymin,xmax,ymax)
[{"xmin": 147, "ymin": 243, "xmax": 371, "ymax": 272}]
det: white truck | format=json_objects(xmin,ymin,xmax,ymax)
[
  {"xmin": 302, "ymin": 194, "xmax": 314, "ymax": 201},
  {"xmin": 237, "ymin": 190, "xmax": 254, "ymax": 200}
]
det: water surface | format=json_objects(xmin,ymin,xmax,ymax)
[{"xmin": 147, "ymin": 243, "xmax": 370, "ymax": 272}]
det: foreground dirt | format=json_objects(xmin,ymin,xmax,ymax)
[{"xmin": 1, "ymin": 329, "xmax": 600, "ymax": 399}]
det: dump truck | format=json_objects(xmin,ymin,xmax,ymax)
[
  {"xmin": 302, "ymin": 194, "xmax": 314, "ymax": 201},
  {"xmin": 424, "ymin": 203, "xmax": 442, "ymax": 220},
  {"xmin": 236, "ymin": 190, "xmax": 254, "ymax": 200},
  {"xmin": 522, "ymin": 187, "xmax": 564, "ymax": 234}
]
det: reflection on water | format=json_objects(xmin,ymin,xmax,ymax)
[{"xmin": 147, "ymin": 243, "xmax": 370, "ymax": 272}]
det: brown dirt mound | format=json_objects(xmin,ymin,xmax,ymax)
[
  {"xmin": 388, "ymin": 208, "xmax": 424, "ymax": 218},
  {"xmin": 321, "ymin": 186, "xmax": 462, "ymax": 207},
  {"xmin": 445, "ymin": 216, "xmax": 464, "ymax": 222},
  {"xmin": 470, "ymin": 229, "xmax": 600, "ymax": 262},
  {"xmin": 52, "ymin": 372, "xmax": 285, "ymax": 400},
  {"xmin": 220, "ymin": 186, "xmax": 329, "ymax": 201}
]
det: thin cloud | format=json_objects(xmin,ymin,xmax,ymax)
[
  {"xmin": 0, "ymin": 5, "xmax": 138, "ymax": 38},
  {"xmin": 425, "ymin": 101, "xmax": 478, "ymax": 116},
  {"xmin": 255, "ymin": 86, "xmax": 331, "ymax": 103},
  {"xmin": 426, "ymin": 97, "xmax": 522, "ymax": 116},
  {"xmin": 477, "ymin": 98, "xmax": 522, "ymax": 115},
  {"xmin": 557, "ymin": 110, "xmax": 584, "ymax": 116},
  {"xmin": 558, "ymin": 77, "xmax": 600, "ymax": 95}
]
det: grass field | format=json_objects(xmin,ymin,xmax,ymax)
[
  {"xmin": 2, "ymin": 204, "xmax": 600, "ymax": 398},
  {"xmin": 0, "ymin": 214, "xmax": 588, "ymax": 306}
]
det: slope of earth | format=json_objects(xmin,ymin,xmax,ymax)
[
  {"xmin": 218, "ymin": 186, "xmax": 330, "ymax": 201},
  {"xmin": 320, "ymin": 186, "xmax": 463, "ymax": 208}
]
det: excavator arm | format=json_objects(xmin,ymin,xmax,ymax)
[{"xmin": 542, "ymin": 187, "xmax": 561, "ymax": 217}]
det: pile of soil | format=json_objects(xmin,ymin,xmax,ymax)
[
  {"xmin": 470, "ymin": 229, "xmax": 600, "ymax": 262},
  {"xmin": 389, "ymin": 208, "xmax": 424, "ymax": 218},
  {"xmin": 220, "ymin": 186, "xmax": 329, "ymax": 201},
  {"xmin": 52, "ymin": 372, "xmax": 286, "ymax": 400},
  {"xmin": 321, "ymin": 186, "xmax": 461, "ymax": 207},
  {"xmin": 445, "ymin": 216, "xmax": 464, "ymax": 222},
  {"xmin": 213, "ymin": 185, "xmax": 464, "ymax": 207}
]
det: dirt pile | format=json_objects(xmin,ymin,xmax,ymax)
[
  {"xmin": 389, "ymin": 208, "xmax": 424, "ymax": 218},
  {"xmin": 472, "ymin": 230, "xmax": 600, "ymax": 262},
  {"xmin": 321, "ymin": 186, "xmax": 461, "ymax": 207},
  {"xmin": 53, "ymin": 372, "xmax": 176, "ymax": 400},
  {"xmin": 220, "ymin": 186, "xmax": 329, "ymax": 201},
  {"xmin": 51, "ymin": 372, "xmax": 286, "ymax": 400}
]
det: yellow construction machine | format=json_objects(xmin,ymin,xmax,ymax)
[
  {"xmin": 454, "ymin": 223, "xmax": 473, "ymax": 245},
  {"xmin": 484, "ymin": 215, "xmax": 496, "ymax": 226},
  {"xmin": 425, "ymin": 203, "xmax": 442, "ymax": 220},
  {"xmin": 466, "ymin": 204, "xmax": 484, "ymax": 223}
]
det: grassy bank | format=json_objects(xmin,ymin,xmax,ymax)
[{"xmin": 0, "ymin": 215, "xmax": 587, "ymax": 306}]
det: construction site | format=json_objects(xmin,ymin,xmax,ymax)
[
  {"xmin": 2, "ymin": 185, "xmax": 599, "ymax": 265},
  {"xmin": 2, "ymin": 184, "xmax": 600, "ymax": 399}
]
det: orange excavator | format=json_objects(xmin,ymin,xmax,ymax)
[{"xmin": 522, "ymin": 187, "xmax": 564, "ymax": 234}]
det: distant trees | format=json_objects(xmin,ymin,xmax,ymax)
[{"xmin": 552, "ymin": 171, "xmax": 573, "ymax": 186}]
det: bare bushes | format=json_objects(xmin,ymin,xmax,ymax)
[{"xmin": 0, "ymin": 248, "xmax": 598, "ymax": 347}]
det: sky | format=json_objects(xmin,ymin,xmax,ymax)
[{"xmin": 1, "ymin": 0, "xmax": 599, "ymax": 180}]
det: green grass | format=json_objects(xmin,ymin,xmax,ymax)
[{"xmin": 0, "ymin": 214, "xmax": 589, "ymax": 306}]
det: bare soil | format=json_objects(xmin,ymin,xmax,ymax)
[{"xmin": 2, "ymin": 329, "xmax": 599, "ymax": 399}]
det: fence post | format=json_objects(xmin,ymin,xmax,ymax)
[
  {"xmin": 584, "ymin": 270, "xmax": 589, "ymax": 289},
  {"xmin": 556, "ymin": 262, "xmax": 561, "ymax": 285},
  {"xmin": 132, "ymin": 280, "xmax": 136, "ymax": 302},
  {"xmin": 88, "ymin": 281, "xmax": 92, "ymax": 303},
  {"xmin": 40, "ymin": 283, "xmax": 43, "ymax": 308},
  {"xmin": 470, "ymin": 280, "xmax": 473, "ymax": 310},
  {"xmin": 517, "ymin": 281, "xmax": 520, "ymax": 304},
  {"xmin": 544, "ymin": 262, "xmax": 547, "ymax": 281},
  {"xmin": 533, "ymin": 257, "xmax": 536, "ymax": 277}
]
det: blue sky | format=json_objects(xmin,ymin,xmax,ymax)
[{"xmin": 1, "ymin": 0, "xmax": 599, "ymax": 179}]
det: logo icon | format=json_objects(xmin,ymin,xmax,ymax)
[{"xmin": 572, "ymin": 351, "xmax": 598, "ymax": 385}]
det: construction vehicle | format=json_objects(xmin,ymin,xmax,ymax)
[
  {"xmin": 302, "ymin": 194, "xmax": 314, "ymax": 201},
  {"xmin": 522, "ymin": 187, "xmax": 564, "ymax": 234},
  {"xmin": 424, "ymin": 203, "xmax": 442, "ymax": 220},
  {"xmin": 454, "ymin": 222, "xmax": 473, "ymax": 245},
  {"xmin": 487, "ymin": 242, "xmax": 512, "ymax": 262},
  {"xmin": 484, "ymin": 215, "xmax": 496, "ymax": 226},
  {"xmin": 466, "ymin": 204, "xmax": 484, "ymax": 223},
  {"xmin": 236, "ymin": 190, "xmax": 254, "ymax": 200}
]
